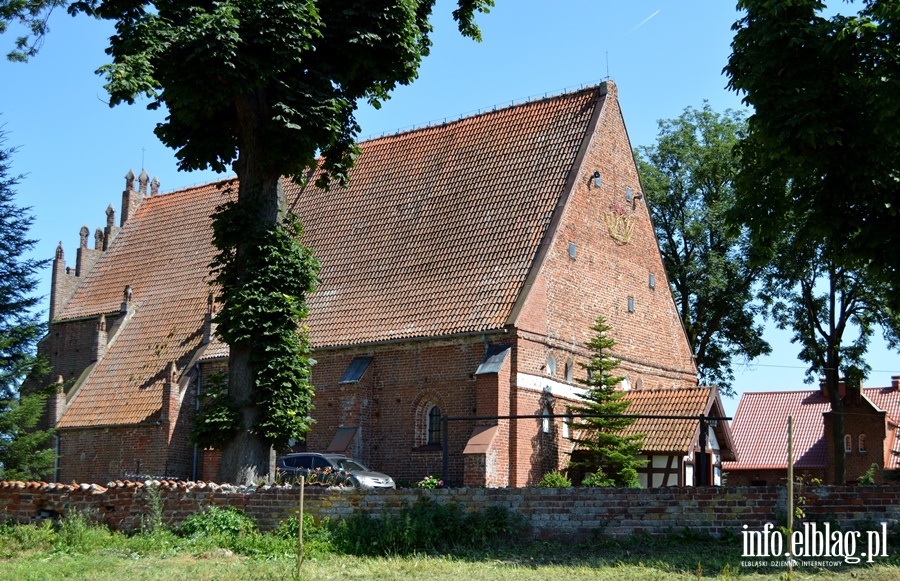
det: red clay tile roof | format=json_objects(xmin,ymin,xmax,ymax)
[
  {"xmin": 723, "ymin": 388, "xmax": 900, "ymax": 471},
  {"xmin": 55, "ymin": 86, "xmax": 607, "ymax": 428},
  {"xmin": 621, "ymin": 387, "xmax": 733, "ymax": 457},
  {"xmin": 57, "ymin": 183, "xmax": 225, "ymax": 428},
  {"xmin": 289, "ymin": 86, "xmax": 603, "ymax": 347}
]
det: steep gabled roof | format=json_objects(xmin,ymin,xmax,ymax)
[
  {"xmin": 55, "ymin": 85, "xmax": 608, "ymax": 428},
  {"xmin": 723, "ymin": 387, "xmax": 900, "ymax": 471},
  {"xmin": 621, "ymin": 387, "xmax": 735, "ymax": 459},
  {"xmin": 288, "ymin": 86, "xmax": 603, "ymax": 347},
  {"xmin": 57, "ymin": 184, "xmax": 223, "ymax": 428}
]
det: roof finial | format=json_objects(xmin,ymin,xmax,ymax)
[
  {"xmin": 125, "ymin": 169, "xmax": 135, "ymax": 191},
  {"xmin": 150, "ymin": 176, "xmax": 160, "ymax": 196},
  {"xmin": 94, "ymin": 228, "xmax": 104, "ymax": 250},
  {"xmin": 138, "ymin": 169, "xmax": 149, "ymax": 194},
  {"xmin": 106, "ymin": 204, "xmax": 115, "ymax": 228},
  {"xmin": 55, "ymin": 241, "xmax": 64, "ymax": 260},
  {"xmin": 79, "ymin": 225, "xmax": 89, "ymax": 248},
  {"xmin": 124, "ymin": 285, "xmax": 133, "ymax": 304}
]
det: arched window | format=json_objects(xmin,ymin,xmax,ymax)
[
  {"xmin": 427, "ymin": 405, "xmax": 442, "ymax": 446},
  {"xmin": 844, "ymin": 434, "xmax": 852, "ymax": 453},
  {"xmin": 859, "ymin": 434, "xmax": 867, "ymax": 453},
  {"xmin": 564, "ymin": 360, "xmax": 573, "ymax": 382},
  {"xmin": 547, "ymin": 355, "xmax": 557, "ymax": 376}
]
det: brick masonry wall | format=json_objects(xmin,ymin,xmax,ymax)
[
  {"xmin": 304, "ymin": 338, "xmax": 491, "ymax": 485},
  {"xmin": 4, "ymin": 481, "xmax": 900, "ymax": 541},
  {"xmin": 513, "ymin": 82, "xmax": 697, "ymax": 393}
]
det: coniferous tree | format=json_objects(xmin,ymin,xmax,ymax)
[
  {"xmin": 0, "ymin": 125, "xmax": 54, "ymax": 481},
  {"xmin": 567, "ymin": 316, "xmax": 643, "ymax": 487}
]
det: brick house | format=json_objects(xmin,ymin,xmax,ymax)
[
  {"xmin": 724, "ymin": 377, "xmax": 900, "ymax": 486},
  {"xmin": 36, "ymin": 81, "xmax": 734, "ymax": 487}
]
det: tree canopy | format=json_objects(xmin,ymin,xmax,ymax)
[
  {"xmin": 761, "ymin": 230, "xmax": 900, "ymax": 483},
  {"xmin": 2, "ymin": 0, "xmax": 494, "ymax": 484},
  {"xmin": 0, "ymin": 125, "xmax": 55, "ymax": 481},
  {"xmin": 635, "ymin": 104, "xmax": 769, "ymax": 396},
  {"xmin": 727, "ymin": 0, "xmax": 900, "ymax": 484},
  {"xmin": 726, "ymin": 0, "xmax": 900, "ymax": 311}
]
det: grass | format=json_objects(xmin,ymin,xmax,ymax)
[{"xmin": 2, "ymin": 509, "xmax": 900, "ymax": 580}]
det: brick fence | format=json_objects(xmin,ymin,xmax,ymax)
[{"xmin": 2, "ymin": 480, "xmax": 899, "ymax": 539}]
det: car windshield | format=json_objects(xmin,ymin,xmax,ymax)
[{"xmin": 331, "ymin": 458, "xmax": 368, "ymax": 472}]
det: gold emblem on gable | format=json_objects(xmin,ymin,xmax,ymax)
[{"xmin": 603, "ymin": 201, "xmax": 635, "ymax": 244}]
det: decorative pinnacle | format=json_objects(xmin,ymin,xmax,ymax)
[
  {"xmin": 150, "ymin": 176, "xmax": 160, "ymax": 196},
  {"xmin": 138, "ymin": 169, "xmax": 149, "ymax": 194},
  {"xmin": 79, "ymin": 225, "xmax": 89, "ymax": 248},
  {"xmin": 125, "ymin": 169, "xmax": 135, "ymax": 191},
  {"xmin": 106, "ymin": 204, "xmax": 115, "ymax": 227}
]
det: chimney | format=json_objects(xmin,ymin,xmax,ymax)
[
  {"xmin": 76, "ymin": 224, "xmax": 103, "ymax": 277},
  {"xmin": 47, "ymin": 375, "xmax": 67, "ymax": 427},
  {"xmin": 818, "ymin": 376, "xmax": 848, "ymax": 399},
  {"xmin": 844, "ymin": 377, "xmax": 861, "ymax": 404},
  {"xmin": 892, "ymin": 376, "xmax": 900, "ymax": 392},
  {"xmin": 92, "ymin": 314, "xmax": 108, "ymax": 362},
  {"xmin": 204, "ymin": 292, "xmax": 218, "ymax": 344},
  {"xmin": 49, "ymin": 242, "xmax": 77, "ymax": 322},
  {"xmin": 161, "ymin": 361, "xmax": 178, "ymax": 430},
  {"xmin": 121, "ymin": 285, "xmax": 133, "ymax": 314},
  {"xmin": 103, "ymin": 204, "xmax": 119, "ymax": 250},
  {"xmin": 121, "ymin": 169, "xmax": 146, "ymax": 226}
]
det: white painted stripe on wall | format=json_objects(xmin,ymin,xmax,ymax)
[{"xmin": 517, "ymin": 372, "xmax": 586, "ymax": 401}]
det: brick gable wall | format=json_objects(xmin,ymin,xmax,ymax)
[{"xmin": 506, "ymin": 83, "xmax": 698, "ymax": 486}]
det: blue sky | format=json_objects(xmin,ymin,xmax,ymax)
[{"xmin": 1, "ymin": 1, "xmax": 897, "ymax": 416}]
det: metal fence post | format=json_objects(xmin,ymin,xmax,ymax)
[{"xmin": 442, "ymin": 414, "xmax": 449, "ymax": 485}]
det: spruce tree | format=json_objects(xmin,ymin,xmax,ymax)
[
  {"xmin": 567, "ymin": 316, "xmax": 643, "ymax": 487},
  {"xmin": 0, "ymin": 125, "xmax": 54, "ymax": 481}
]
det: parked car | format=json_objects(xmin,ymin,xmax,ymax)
[{"xmin": 276, "ymin": 453, "xmax": 396, "ymax": 489}]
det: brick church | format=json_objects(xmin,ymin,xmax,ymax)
[{"xmin": 36, "ymin": 81, "xmax": 735, "ymax": 487}]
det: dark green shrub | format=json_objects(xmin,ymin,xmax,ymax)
[
  {"xmin": 538, "ymin": 470, "xmax": 571, "ymax": 487},
  {"xmin": 177, "ymin": 506, "xmax": 257, "ymax": 539}
]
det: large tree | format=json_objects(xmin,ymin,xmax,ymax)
[
  {"xmin": 4, "ymin": 0, "xmax": 493, "ymax": 484},
  {"xmin": 567, "ymin": 316, "xmax": 643, "ymax": 488},
  {"xmin": 725, "ymin": 0, "xmax": 900, "ymax": 311},
  {"xmin": 0, "ymin": 125, "xmax": 55, "ymax": 481},
  {"xmin": 726, "ymin": 0, "xmax": 900, "ymax": 484},
  {"xmin": 762, "ymin": 233, "xmax": 900, "ymax": 484},
  {"xmin": 635, "ymin": 104, "xmax": 769, "ymax": 396}
]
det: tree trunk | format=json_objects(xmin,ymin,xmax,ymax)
[
  {"xmin": 217, "ymin": 90, "xmax": 284, "ymax": 484},
  {"xmin": 824, "ymin": 352, "xmax": 845, "ymax": 485}
]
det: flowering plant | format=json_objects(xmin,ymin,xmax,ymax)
[{"xmin": 416, "ymin": 475, "xmax": 443, "ymax": 489}]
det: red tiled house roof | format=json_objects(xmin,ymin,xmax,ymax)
[
  {"xmin": 723, "ymin": 387, "xmax": 900, "ymax": 472},
  {"xmin": 623, "ymin": 386, "xmax": 736, "ymax": 459},
  {"xmin": 55, "ymin": 86, "xmax": 606, "ymax": 429}
]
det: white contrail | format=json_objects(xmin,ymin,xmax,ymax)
[{"xmin": 626, "ymin": 9, "xmax": 661, "ymax": 36}]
